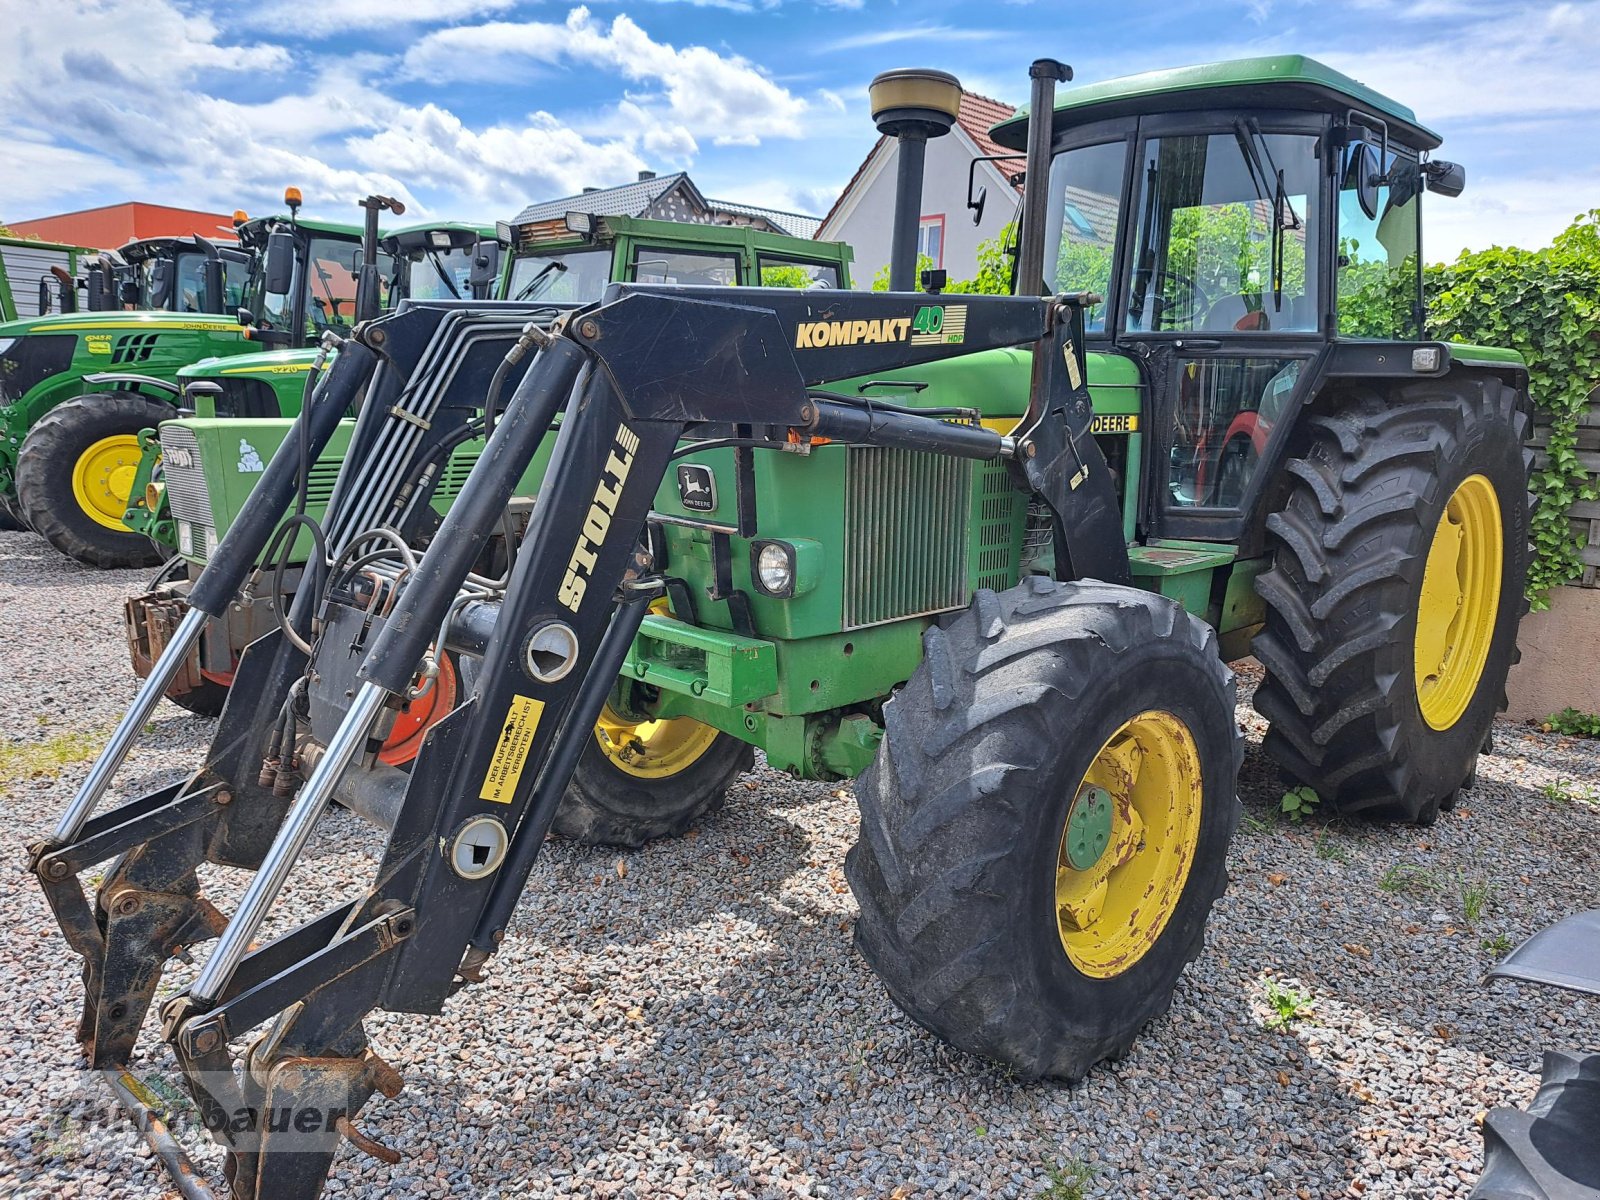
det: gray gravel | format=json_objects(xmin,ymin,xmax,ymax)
[{"xmin": 2, "ymin": 526, "xmax": 1599, "ymax": 1199}]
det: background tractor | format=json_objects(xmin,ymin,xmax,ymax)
[
  {"xmin": 121, "ymin": 212, "xmax": 853, "ymax": 717},
  {"xmin": 3, "ymin": 191, "xmax": 373, "ymax": 566},
  {"xmin": 31, "ymin": 53, "xmax": 1531, "ymax": 1200},
  {"xmin": 119, "ymin": 218, "xmax": 503, "ymax": 557}
]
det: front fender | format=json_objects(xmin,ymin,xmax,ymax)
[{"xmin": 81, "ymin": 371, "xmax": 183, "ymax": 397}]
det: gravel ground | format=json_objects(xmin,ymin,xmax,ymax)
[{"xmin": 2, "ymin": 526, "xmax": 1599, "ymax": 1200}]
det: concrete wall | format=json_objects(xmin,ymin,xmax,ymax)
[
  {"xmin": 1505, "ymin": 585, "xmax": 1600, "ymax": 720},
  {"xmin": 819, "ymin": 131, "xmax": 1017, "ymax": 285}
]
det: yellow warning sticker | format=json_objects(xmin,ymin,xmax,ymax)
[{"xmin": 479, "ymin": 695, "xmax": 545, "ymax": 804}]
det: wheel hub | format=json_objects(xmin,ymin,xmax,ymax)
[{"xmin": 1063, "ymin": 785, "xmax": 1115, "ymax": 870}]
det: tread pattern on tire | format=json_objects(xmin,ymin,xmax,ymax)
[
  {"xmin": 554, "ymin": 732, "xmax": 754, "ymax": 849},
  {"xmin": 846, "ymin": 577, "xmax": 1241, "ymax": 1080},
  {"xmin": 1472, "ymin": 1050, "xmax": 1600, "ymax": 1199},
  {"xmin": 1253, "ymin": 378, "xmax": 1533, "ymax": 822},
  {"xmin": 15, "ymin": 391, "xmax": 172, "ymax": 568}
]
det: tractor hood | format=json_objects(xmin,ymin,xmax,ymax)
[
  {"xmin": 0, "ymin": 310, "xmax": 246, "ymax": 340},
  {"xmin": 179, "ymin": 348, "xmax": 319, "ymax": 383}
]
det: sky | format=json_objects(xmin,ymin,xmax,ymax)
[{"xmin": 0, "ymin": 0, "xmax": 1596, "ymax": 260}]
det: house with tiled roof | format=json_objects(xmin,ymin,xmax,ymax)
[
  {"xmin": 816, "ymin": 91, "xmax": 1028, "ymax": 285},
  {"xmin": 511, "ymin": 171, "xmax": 822, "ymax": 239}
]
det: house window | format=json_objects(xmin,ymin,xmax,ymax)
[{"xmin": 918, "ymin": 216, "xmax": 945, "ymax": 269}]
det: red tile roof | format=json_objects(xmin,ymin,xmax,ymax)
[{"xmin": 815, "ymin": 90, "xmax": 1022, "ymax": 237}]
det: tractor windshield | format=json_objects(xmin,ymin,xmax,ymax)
[
  {"xmin": 243, "ymin": 235, "xmax": 386, "ymax": 339},
  {"xmin": 1126, "ymin": 130, "xmax": 1321, "ymax": 333},
  {"xmin": 507, "ymin": 247, "xmax": 611, "ymax": 304},
  {"xmin": 398, "ymin": 243, "xmax": 476, "ymax": 301},
  {"xmin": 1043, "ymin": 140, "xmax": 1129, "ymax": 332}
]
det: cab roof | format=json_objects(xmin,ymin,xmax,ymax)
[
  {"xmin": 991, "ymin": 55, "xmax": 1441, "ymax": 151},
  {"xmin": 236, "ymin": 214, "xmax": 364, "ymax": 243}
]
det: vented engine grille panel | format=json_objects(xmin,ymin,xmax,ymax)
[
  {"xmin": 159, "ymin": 425, "xmax": 213, "ymax": 531},
  {"xmin": 842, "ymin": 445, "xmax": 972, "ymax": 630}
]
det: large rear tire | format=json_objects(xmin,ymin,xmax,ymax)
[
  {"xmin": 16, "ymin": 391, "xmax": 172, "ymax": 568},
  {"xmin": 1253, "ymin": 379, "xmax": 1532, "ymax": 824},
  {"xmin": 1472, "ymin": 1050, "xmax": 1600, "ymax": 1198},
  {"xmin": 846, "ymin": 577, "xmax": 1241, "ymax": 1080},
  {"xmin": 553, "ymin": 706, "xmax": 754, "ymax": 848}
]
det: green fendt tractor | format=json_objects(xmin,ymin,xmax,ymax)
[
  {"xmin": 123, "ymin": 213, "xmax": 853, "ymax": 717},
  {"xmin": 33, "ymin": 54, "xmax": 1530, "ymax": 1200},
  {"xmin": 1, "ymin": 191, "xmax": 369, "ymax": 566}
]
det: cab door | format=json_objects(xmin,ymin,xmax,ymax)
[{"xmin": 1114, "ymin": 113, "xmax": 1331, "ymax": 546}]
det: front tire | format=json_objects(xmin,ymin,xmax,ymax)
[
  {"xmin": 847, "ymin": 578, "xmax": 1241, "ymax": 1080},
  {"xmin": 15, "ymin": 392, "xmax": 172, "ymax": 568},
  {"xmin": 1253, "ymin": 379, "xmax": 1532, "ymax": 823},
  {"xmin": 553, "ymin": 706, "xmax": 754, "ymax": 848}
]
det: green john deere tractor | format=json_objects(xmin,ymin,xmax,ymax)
[
  {"xmin": 33, "ymin": 54, "xmax": 1534, "ymax": 1200},
  {"xmin": 1, "ymin": 191, "xmax": 371, "ymax": 566},
  {"xmin": 123, "ymin": 212, "xmax": 853, "ymax": 718}
]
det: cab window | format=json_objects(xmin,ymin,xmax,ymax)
[
  {"xmin": 507, "ymin": 247, "xmax": 612, "ymax": 304},
  {"xmin": 631, "ymin": 246, "xmax": 739, "ymax": 286},
  {"xmin": 1336, "ymin": 144, "xmax": 1422, "ymax": 338},
  {"xmin": 1044, "ymin": 140, "xmax": 1128, "ymax": 331},
  {"xmin": 1127, "ymin": 130, "xmax": 1321, "ymax": 334},
  {"xmin": 302, "ymin": 237, "xmax": 386, "ymax": 335},
  {"xmin": 759, "ymin": 257, "xmax": 839, "ymax": 289}
]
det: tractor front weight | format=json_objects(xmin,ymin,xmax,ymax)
[{"xmin": 31, "ymin": 285, "xmax": 1114, "ymax": 1199}]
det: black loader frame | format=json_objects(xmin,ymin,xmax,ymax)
[{"xmin": 29, "ymin": 283, "xmax": 1112, "ymax": 1199}]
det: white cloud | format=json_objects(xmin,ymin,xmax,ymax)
[
  {"xmin": 239, "ymin": 0, "xmax": 521, "ymax": 37},
  {"xmin": 822, "ymin": 24, "xmax": 1006, "ymax": 52},
  {"xmin": 402, "ymin": 7, "xmax": 809, "ymax": 144}
]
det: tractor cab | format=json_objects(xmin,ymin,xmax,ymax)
[
  {"xmin": 991, "ymin": 56, "xmax": 1468, "ymax": 550},
  {"xmin": 382, "ymin": 222, "xmax": 501, "ymax": 303},
  {"xmin": 111, "ymin": 234, "xmax": 252, "ymax": 314},
  {"xmin": 234, "ymin": 204, "xmax": 372, "ymax": 347},
  {"xmin": 501, "ymin": 211, "xmax": 852, "ymax": 306}
]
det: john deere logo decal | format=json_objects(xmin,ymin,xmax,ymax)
[{"xmin": 676, "ymin": 464, "xmax": 717, "ymax": 513}]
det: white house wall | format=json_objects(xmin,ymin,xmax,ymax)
[{"xmin": 819, "ymin": 128, "xmax": 1019, "ymax": 285}]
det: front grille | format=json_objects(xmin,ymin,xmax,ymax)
[
  {"xmin": 0, "ymin": 334, "xmax": 74, "ymax": 405},
  {"xmin": 842, "ymin": 445, "xmax": 972, "ymax": 630},
  {"xmin": 159, "ymin": 426, "xmax": 215, "ymax": 554}
]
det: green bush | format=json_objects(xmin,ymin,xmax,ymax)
[{"xmin": 1424, "ymin": 210, "xmax": 1600, "ymax": 606}]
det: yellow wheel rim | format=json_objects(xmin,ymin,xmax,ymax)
[
  {"xmin": 1414, "ymin": 473, "xmax": 1503, "ymax": 731},
  {"xmin": 71, "ymin": 434, "xmax": 143, "ymax": 531},
  {"xmin": 595, "ymin": 706, "xmax": 721, "ymax": 779},
  {"xmin": 1055, "ymin": 710, "xmax": 1204, "ymax": 979}
]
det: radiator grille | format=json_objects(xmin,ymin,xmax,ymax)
[
  {"xmin": 975, "ymin": 461, "xmax": 1022, "ymax": 592},
  {"xmin": 159, "ymin": 426, "xmax": 213, "ymax": 531},
  {"xmin": 842, "ymin": 445, "xmax": 972, "ymax": 630}
]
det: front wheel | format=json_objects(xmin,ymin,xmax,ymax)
[
  {"xmin": 553, "ymin": 703, "xmax": 754, "ymax": 848},
  {"xmin": 15, "ymin": 392, "xmax": 172, "ymax": 567},
  {"xmin": 847, "ymin": 577, "xmax": 1242, "ymax": 1079}
]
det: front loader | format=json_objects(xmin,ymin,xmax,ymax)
[{"xmin": 30, "ymin": 52, "xmax": 1533, "ymax": 1199}]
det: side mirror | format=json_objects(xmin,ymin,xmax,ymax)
[
  {"xmin": 969, "ymin": 184, "xmax": 987, "ymax": 227},
  {"xmin": 119, "ymin": 280, "xmax": 140, "ymax": 306},
  {"xmin": 1424, "ymin": 160, "xmax": 1466, "ymax": 198},
  {"xmin": 1352, "ymin": 143, "xmax": 1383, "ymax": 220},
  {"xmin": 150, "ymin": 260, "xmax": 174, "ymax": 308},
  {"xmin": 38, "ymin": 279, "xmax": 52, "ymax": 314},
  {"xmin": 263, "ymin": 229, "xmax": 295, "ymax": 294},
  {"xmin": 468, "ymin": 241, "xmax": 502, "ymax": 297}
]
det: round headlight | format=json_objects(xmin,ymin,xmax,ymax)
[{"xmin": 756, "ymin": 543, "xmax": 793, "ymax": 595}]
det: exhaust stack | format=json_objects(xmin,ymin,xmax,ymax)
[
  {"xmin": 869, "ymin": 67, "xmax": 961, "ymax": 292},
  {"xmin": 1014, "ymin": 59, "xmax": 1072, "ymax": 297}
]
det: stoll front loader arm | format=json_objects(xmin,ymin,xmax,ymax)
[{"xmin": 29, "ymin": 280, "xmax": 1119, "ymax": 1199}]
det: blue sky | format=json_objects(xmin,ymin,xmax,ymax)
[{"xmin": 1, "ymin": 0, "xmax": 1595, "ymax": 259}]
